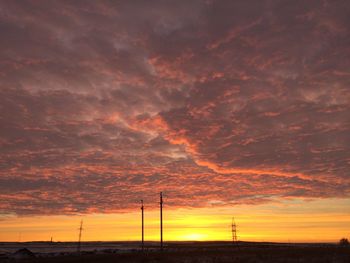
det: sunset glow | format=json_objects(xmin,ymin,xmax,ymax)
[
  {"xmin": 1, "ymin": 199, "xmax": 349, "ymax": 242},
  {"xmin": 0, "ymin": 0, "xmax": 349, "ymax": 243}
]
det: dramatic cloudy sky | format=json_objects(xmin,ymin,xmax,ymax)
[{"xmin": 0, "ymin": 0, "xmax": 349, "ymax": 239}]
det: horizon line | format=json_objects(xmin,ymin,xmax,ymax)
[{"xmin": 0, "ymin": 240, "xmax": 339, "ymax": 244}]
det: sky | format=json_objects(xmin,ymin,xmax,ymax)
[{"xmin": 0, "ymin": 0, "xmax": 349, "ymax": 242}]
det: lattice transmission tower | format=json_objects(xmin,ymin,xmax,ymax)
[{"xmin": 231, "ymin": 217, "xmax": 238, "ymax": 244}]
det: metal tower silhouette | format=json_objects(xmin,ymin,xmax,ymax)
[
  {"xmin": 77, "ymin": 219, "xmax": 83, "ymax": 253},
  {"xmin": 231, "ymin": 217, "xmax": 238, "ymax": 244},
  {"xmin": 141, "ymin": 199, "xmax": 144, "ymax": 251},
  {"xmin": 160, "ymin": 192, "xmax": 163, "ymax": 251}
]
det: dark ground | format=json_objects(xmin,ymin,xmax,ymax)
[{"xmin": 4, "ymin": 242, "xmax": 350, "ymax": 263}]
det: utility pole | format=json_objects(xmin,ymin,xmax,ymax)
[
  {"xmin": 160, "ymin": 192, "xmax": 163, "ymax": 251},
  {"xmin": 77, "ymin": 219, "xmax": 83, "ymax": 254},
  {"xmin": 231, "ymin": 217, "xmax": 237, "ymax": 245},
  {"xmin": 141, "ymin": 199, "xmax": 144, "ymax": 251}
]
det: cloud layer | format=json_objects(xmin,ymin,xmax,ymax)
[{"xmin": 0, "ymin": 0, "xmax": 349, "ymax": 215}]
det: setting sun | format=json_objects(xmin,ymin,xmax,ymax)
[{"xmin": 179, "ymin": 233, "xmax": 208, "ymax": 241}]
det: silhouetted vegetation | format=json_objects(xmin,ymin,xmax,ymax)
[{"xmin": 339, "ymin": 238, "xmax": 349, "ymax": 246}]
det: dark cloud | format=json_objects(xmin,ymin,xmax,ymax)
[{"xmin": 0, "ymin": 0, "xmax": 349, "ymax": 215}]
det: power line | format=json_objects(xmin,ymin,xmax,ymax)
[
  {"xmin": 141, "ymin": 199, "xmax": 144, "ymax": 251},
  {"xmin": 77, "ymin": 219, "xmax": 83, "ymax": 254},
  {"xmin": 160, "ymin": 192, "xmax": 163, "ymax": 251}
]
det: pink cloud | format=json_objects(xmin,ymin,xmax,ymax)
[{"xmin": 0, "ymin": 0, "xmax": 349, "ymax": 215}]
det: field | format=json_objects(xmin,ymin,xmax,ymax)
[{"xmin": 1, "ymin": 242, "xmax": 349, "ymax": 263}]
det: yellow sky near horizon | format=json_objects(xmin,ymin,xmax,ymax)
[{"xmin": 1, "ymin": 198, "xmax": 349, "ymax": 243}]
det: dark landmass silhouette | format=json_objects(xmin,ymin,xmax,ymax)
[{"xmin": 1, "ymin": 241, "xmax": 349, "ymax": 263}]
